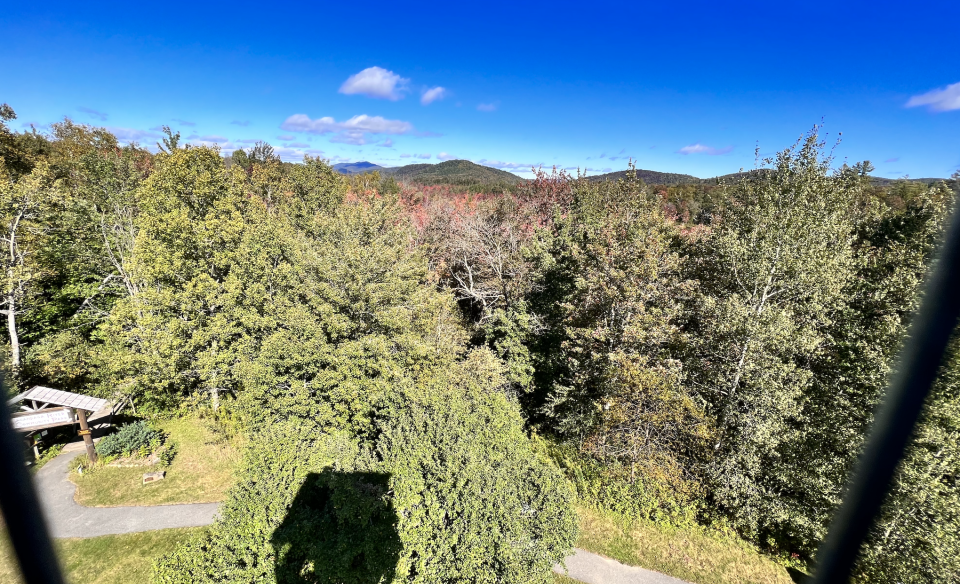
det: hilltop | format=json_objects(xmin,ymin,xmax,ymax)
[
  {"xmin": 586, "ymin": 168, "xmax": 701, "ymax": 185},
  {"xmin": 332, "ymin": 161, "xmax": 385, "ymax": 174},
  {"xmin": 381, "ymin": 160, "xmax": 523, "ymax": 185}
]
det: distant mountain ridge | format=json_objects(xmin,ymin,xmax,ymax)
[
  {"xmin": 335, "ymin": 159, "xmax": 523, "ymax": 185},
  {"xmin": 587, "ymin": 168, "xmax": 951, "ymax": 187},
  {"xmin": 585, "ymin": 169, "xmax": 701, "ymax": 185},
  {"xmin": 332, "ymin": 161, "xmax": 385, "ymax": 174},
  {"xmin": 334, "ymin": 160, "xmax": 950, "ymax": 189}
]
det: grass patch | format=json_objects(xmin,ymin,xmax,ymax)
[
  {"xmin": 71, "ymin": 416, "xmax": 243, "ymax": 506},
  {"xmin": 32, "ymin": 442, "xmax": 64, "ymax": 471},
  {"xmin": 553, "ymin": 573, "xmax": 582, "ymax": 583},
  {"xmin": 577, "ymin": 507, "xmax": 804, "ymax": 584},
  {"xmin": 1, "ymin": 527, "xmax": 203, "ymax": 584}
]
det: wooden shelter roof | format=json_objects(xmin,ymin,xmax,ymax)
[{"xmin": 7, "ymin": 386, "xmax": 108, "ymax": 413}]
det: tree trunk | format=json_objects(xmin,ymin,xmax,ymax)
[{"xmin": 6, "ymin": 286, "xmax": 19, "ymax": 379}]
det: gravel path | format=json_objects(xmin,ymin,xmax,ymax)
[
  {"xmin": 33, "ymin": 450, "xmax": 689, "ymax": 583},
  {"xmin": 33, "ymin": 451, "xmax": 219, "ymax": 538}
]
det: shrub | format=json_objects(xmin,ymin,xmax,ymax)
[
  {"xmin": 156, "ymin": 441, "xmax": 178, "ymax": 467},
  {"xmin": 96, "ymin": 420, "xmax": 161, "ymax": 458},
  {"xmin": 154, "ymin": 359, "xmax": 578, "ymax": 584}
]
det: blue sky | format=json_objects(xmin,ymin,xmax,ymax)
[{"xmin": 2, "ymin": 1, "xmax": 958, "ymax": 178}]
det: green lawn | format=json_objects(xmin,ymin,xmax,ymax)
[
  {"xmin": 71, "ymin": 416, "xmax": 243, "ymax": 506},
  {"xmin": 576, "ymin": 507, "xmax": 804, "ymax": 584},
  {"xmin": 1, "ymin": 527, "xmax": 203, "ymax": 584}
]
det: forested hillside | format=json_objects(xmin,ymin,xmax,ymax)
[
  {"xmin": 2, "ymin": 104, "xmax": 958, "ymax": 583},
  {"xmin": 381, "ymin": 159, "xmax": 522, "ymax": 185}
]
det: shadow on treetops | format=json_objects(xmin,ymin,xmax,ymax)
[{"xmin": 271, "ymin": 469, "xmax": 401, "ymax": 584}]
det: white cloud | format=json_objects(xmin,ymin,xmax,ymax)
[
  {"xmin": 478, "ymin": 159, "xmax": 536, "ymax": 171},
  {"xmin": 477, "ymin": 102, "xmax": 498, "ymax": 112},
  {"xmin": 282, "ymin": 114, "xmax": 412, "ymax": 135},
  {"xmin": 421, "ymin": 86, "xmax": 448, "ymax": 105},
  {"xmin": 284, "ymin": 142, "xmax": 310, "ymax": 148},
  {"xmin": 677, "ymin": 143, "xmax": 733, "ymax": 156},
  {"xmin": 277, "ymin": 134, "xmax": 296, "ymax": 141},
  {"xmin": 339, "ymin": 66, "xmax": 409, "ymax": 100},
  {"xmin": 270, "ymin": 146, "xmax": 325, "ymax": 162},
  {"xmin": 378, "ymin": 138, "xmax": 394, "ymax": 148},
  {"xmin": 400, "ymin": 153, "xmax": 412, "ymax": 158},
  {"xmin": 416, "ymin": 153, "xmax": 431, "ymax": 159},
  {"xmin": 78, "ymin": 107, "xmax": 108, "ymax": 121},
  {"xmin": 437, "ymin": 152, "xmax": 457, "ymax": 160},
  {"xmin": 281, "ymin": 113, "xmax": 413, "ymax": 146},
  {"xmin": 906, "ymin": 81, "xmax": 960, "ymax": 112},
  {"xmin": 107, "ymin": 127, "xmax": 162, "ymax": 142},
  {"xmin": 330, "ymin": 131, "xmax": 368, "ymax": 145},
  {"xmin": 187, "ymin": 139, "xmax": 238, "ymax": 151},
  {"xmin": 172, "ymin": 118, "xmax": 196, "ymax": 127}
]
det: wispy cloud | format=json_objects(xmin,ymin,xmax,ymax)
[
  {"xmin": 339, "ymin": 66, "xmax": 409, "ymax": 100},
  {"xmin": 78, "ymin": 107, "xmax": 108, "ymax": 121},
  {"xmin": 421, "ymin": 86, "xmax": 448, "ymax": 105},
  {"xmin": 284, "ymin": 142, "xmax": 310, "ymax": 148},
  {"xmin": 437, "ymin": 152, "xmax": 457, "ymax": 160},
  {"xmin": 272, "ymin": 146, "xmax": 326, "ymax": 162},
  {"xmin": 378, "ymin": 138, "xmax": 394, "ymax": 148},
  {"xmin": 400, "ymin": 153, "xmax": 412, "ymax": 158},
  {"xmin": 231, "ymin": 120, "xmax": 250, "ymax": 127},
  {"xmin": 281, "ymin": 113, "xmax": 413, "ymax": 146},
  {"xmin": 885, "ymin": 157, "xmax": 900, "ymax": 163},
  {"xmin": 277, "ymin": 134, "xmax": 296, "ymax": 141},
  {"xmin": 677, "ymin": 143, "xmax": 733, "ymax": 156},
  {"xmin": 172, "ymin": 118, "xmax": 196, "ymax": 127},
  {"xmin": 107, "ymin": 127, "xmax": 162, "ymax": 142},
  {"xmin": 906, "ymin": 82, "xmax": 960, "ymax": 112},
  {"xmin": 477, "ymin": 102, "xmax": 498, "ymax": 112},
  {"xmin": 328, "ymin": 133, "xmax": 364, "ymax": 145},
  {"xmin": 416, "ymin": 153, "xmax": 431, "ymax": 159},
  {"xmin": 478, "ymin": 159, "xmax": 536, "ymax": 171}
]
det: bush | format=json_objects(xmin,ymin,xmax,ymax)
[
  {"xmin": 154, "ymin": 360, "xmax": 578, "ymax": 584},
  {"xmin": 96, "ymin": 421, "xmax": 162, "ymax": 458},
  {"xmin": 156, "ymin": 441, "xmax": 178, "ymax": 467}
]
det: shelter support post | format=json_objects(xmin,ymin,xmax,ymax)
[{"xmin": 77, "ymin": 409, "xmax": 97, "ymax": 464}]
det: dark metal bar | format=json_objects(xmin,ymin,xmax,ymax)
[
  {"xmin": 0, "ymin": 374, "xmax": 66, "ymax": 584},
  {"xmin": 812, "ymin": 191, "xmax": 960, "ymax": 583}
]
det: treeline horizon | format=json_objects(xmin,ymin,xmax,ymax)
[{"xmin": 2, "ymin": 104, "xmax": 959, "ymax": 583}]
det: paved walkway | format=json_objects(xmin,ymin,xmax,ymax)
[
  {"xmin": 556, "ymin": 549, "xmax": 689, "ymax": 584},
  {"xmin": 33, "ymin": 451, "xmax": 688, "ymax": 583},
  {"xmin": 33, "ymin": 451, "xmax": 219, "ymax": 538}
]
